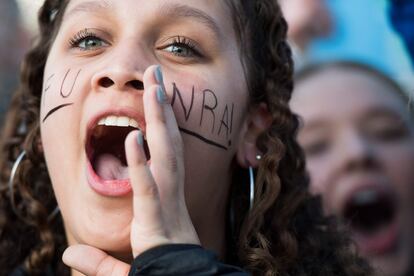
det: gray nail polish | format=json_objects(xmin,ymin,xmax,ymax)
[
  {"xmin": 157, "ymin": 86, "xmax": 167, "ymax": 104},
  {"xmin": 136, "ymin": 130, "xmax": 144, "ymax": 146},
  {"xmin": 155, "ymin": 66, "xmax": 163, "ymax": 84}
]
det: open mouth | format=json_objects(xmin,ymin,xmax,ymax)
[
  {"xmin": 86, "ymin": 116, "xmax": 150, "ymax": 182},
  {"xmin": 341, "ymin": 187, "xmax": 399, "ymax": 254}
]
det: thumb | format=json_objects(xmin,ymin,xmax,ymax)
[{"xmin": 63, "ymin": 245, "xmax": 130, "ymax": 276}]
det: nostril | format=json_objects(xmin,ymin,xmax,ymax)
[
  {"xmin": 127, "ymin": 80, "xmax": 144, "ymax": 90},
  {"xmin": 98, "ymin": 77, "xmax": 115, "ymax": 88}
]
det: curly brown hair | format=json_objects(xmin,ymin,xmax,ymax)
[{"xmin": 0, "ymin": 0, "xmax": 372, "ymax": 275}]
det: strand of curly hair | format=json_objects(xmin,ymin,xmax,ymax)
[
  {"xmin": 0, "ymin": 1, "xmax": 69, "ymax": 274},
  {"xmin": 226, "ymin": 1, "xmax": 373, "ymax": 275}
]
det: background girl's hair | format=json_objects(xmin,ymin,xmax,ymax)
[
  {"xmin": 295, "ymin": 60, "xmax": 413, "ymax": 117},
  {"xmin": 0, "ymin": 0, "xmax": 372, "ymax": 275}
]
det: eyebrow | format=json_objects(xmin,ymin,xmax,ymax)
[
  {"xmin": 159, "ymin": 3, "xmax": 222, "ymax": 38},
  {"xmin": 64, "ymin": 0, "xmax": 111, "ymax": 20},
  {"xmin": 301, "ymin": 107, "xmax": 408, "ymax": 133},
  {"xmin": 362, "ymin": 107, "xmax": 408, "ymax": 122},
  {"xmin": 300, "ymin": 120, "xmax": 329, "ymax": 133},
  {"xmin": 64, "ymin": 1, "xmax": 222, "ymax": 38}
]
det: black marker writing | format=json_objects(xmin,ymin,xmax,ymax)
[
  {"xmin": 199, "ymin": 89, "xmax": 217, "ymax": 134},
  {"xmin": 42, "ymin": 103, "xmax": 74, "ymax": 123},
  {"xmin": 179, "ymin": 127, "xmax": 227, "ymax": 151},
  {"xmin": 230, "ymin": 103, "xmax": 234, "ymax": 134},
  {"xmin": 42, "ymin": 74, "xmax": 55, "ymax": 106},
  {"xmin": 170, "ymin": 83, "xmax": 236, "ymax": 149},
  {"xmin": 60, "ymin": 69, "xmax": 81, "ymax": 98},
  {"xmin": 218, "ymin": 104, "xmax": 235, "ymax": 140},
  {"xmin": 171, "ymin": 82, "xmax": 195, "ymax": 121}
]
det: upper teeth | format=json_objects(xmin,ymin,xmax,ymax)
[{"xmin": 98, "ymin": 116, "xmax": 139, "ymax": 128}]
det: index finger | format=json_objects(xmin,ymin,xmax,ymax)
[{"xmin": 125, "ymin": 130, "xmax": 169, "ymax": 255}]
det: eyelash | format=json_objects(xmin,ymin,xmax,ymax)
[
  {"xmin": 162, "ymin": 36, "xmax": 202, "ymax": 57},
  {"xmin": 68, "ymin": 29, "xmax": 202, "ymax": 58},
  {"xmin": 68, "ymin": 28, "xmax": 106, "ymax": 51}
]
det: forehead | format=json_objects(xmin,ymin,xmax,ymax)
[
  {"xmin": 63, "ymin": 0, "xmax": 233, "ymax": 31},
  {"xmin": 291, "ymin": 68, "xmax": 409, "ymax": 121}
]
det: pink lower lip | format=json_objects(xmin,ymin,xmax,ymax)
[
  {"xmin": 86, "ymin": 160, "xmax": 132, "ymax": 197},
  {"xmin": 353, "ymin": 220, "xmax": 399, "ymax": 256}
]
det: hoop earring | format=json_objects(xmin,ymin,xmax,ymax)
[
  {"xmin": 248, "ymin": 167, "xmax": 255, "ymax": 211},
  {"xmin": 8, "ymin": 150, "xmax": 59, "ymax": 221}
]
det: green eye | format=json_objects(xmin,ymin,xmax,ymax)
[
  {"xmin": 160, "ymin": 36, "xmax": 202, "ymax": 58},
  {"xmin": 73, "ymin": 36, "xmax": 108, "ymax": 51},
  {"xmin": 78, "ymin": 37, "xmax": 106, "ymax": 50},
  {"xmin": 164, "ymin": 44, "xmax": 195, "ymax": 57},
  {"xmin": 69, "ymin": 29, "xmax": 109, "ymax": 51}
]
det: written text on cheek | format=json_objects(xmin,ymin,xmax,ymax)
[
  {"xmin": 171, "ymin": 83, "xmax": 235, "ymax": 151},
  {"xmin": 41, "ymin": 68, "xmax": 236, "ymax": 151}
]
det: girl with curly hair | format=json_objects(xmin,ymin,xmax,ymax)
[{"xmin": 1, "ymin": 0, "xmax": 372, "ymax": 275}]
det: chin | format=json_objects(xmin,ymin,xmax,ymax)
[
  {"xmin": 66, "ymin": 209, "xmax": 133, "ymax": 254},
  {"xmin": 369, "ymin": 251, "xmax": 411, "ymax": 276}
]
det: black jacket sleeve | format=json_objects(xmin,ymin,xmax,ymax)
[{"xmin": 128, "ymin": 244, "xmax": 250, "ymax": 276}]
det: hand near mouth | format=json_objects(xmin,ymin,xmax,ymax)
[{"xmin": 62, "ymin": 65, "xmax": 200, "ymax": 275}]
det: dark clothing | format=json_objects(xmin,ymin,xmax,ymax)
[
  {"xmin": 129, "ymin": 244, "xmax": 248, "ymax": 276},
  {"xmin": 10, "ymin": 266, "xmax": 55, "ymax": 276},
  {"xmin": 11, "ymin": 244, "xmax": 248, "ymax": 276},
  {"xmin": 390, "ymin": 0, "xmax": 414, "ymax": 64}
]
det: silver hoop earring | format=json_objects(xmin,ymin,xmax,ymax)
[
  {"xmin": 50, "ymin": 9, "xmax": 58, "ymax": 22},
  {"xmin": 248, "ymin": 166, "xmax": 255, "ymax": 211},
  {"xmin": 8, "ymin": 150, "xmax": 59, "ymax": 221}
]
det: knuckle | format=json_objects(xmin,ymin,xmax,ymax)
[
  {"xmin": 134, "ymin": 157, "xmax": 147, "ymax": 166},
  {"xmin": 96, "ymin": 255, "xmax": 115, "ymax": 276},
  {"xmin": 172, "ymin": 133, "xmax": 183, "ymax": 150},
  {"xmin": 165, "ymin": 153, "xmax": 179, "ymax": 172},
  {"xmin": 140, "ymin": 183, "xmax": 159, "ymax": 198}
]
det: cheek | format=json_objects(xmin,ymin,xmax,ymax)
[
  {"xmin": 41, "ymin": 113, "xmax": 82, "ymax": 189},
  {"xmin": 306, "ymin": 157, "xmax": 332, "ymax": 195},
  {"xmin": 40, "ymin": 65, "xmax": 86, "ymax": 123},
  {"xmin": 39, "ymin": 65, "xmax": 84, "ymax": 158},
  {"xmin": 164, "ymin": 73, "xmax": 246, "ymax": 152},
  {"xmin": 40, "ymin": 66, "xmax": 86, "ymax": 202},
  {"xmin": 381, "ymin": 146, "xmax": 414, "ymax": 197}
]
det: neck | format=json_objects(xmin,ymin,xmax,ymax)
[{"xmin": 194, "ymin": 203, "xmax": 228, "ymax": 260}]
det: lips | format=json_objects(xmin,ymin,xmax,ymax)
[
  {"xmin": 85, "ymin": 110, "xmax": 150, "ymax": 196},
  {"xmin": 336, "ymin": 184, "xmax": 399, "ymax": 256}
]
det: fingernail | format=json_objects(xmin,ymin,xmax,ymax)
[
  {"xmin": 154, "ymin": 65, "xmax": 163, "ymax": 84},
  {"xmin": 157, "ymin": 86, "xmax": 167, "ymax": 104},
  {"xmin": 136, "ymin": 130, "xmax": 144, "ymax": 146}
]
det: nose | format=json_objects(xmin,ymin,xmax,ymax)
[
  {"xmin": 95, "ymin": 75, "xmax": 144, "ymax": 91},
  {"xmin": 336, "ymin": 129, "xmax": 378, "ymax": 172},
  {"xmin": 91, "ymin": 43, "xmax": 146, "ymax": 92}
]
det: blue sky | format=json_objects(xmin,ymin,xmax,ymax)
[{"xmin": 308, "ymin": 0, "xmax": 413, "ymax": 86}]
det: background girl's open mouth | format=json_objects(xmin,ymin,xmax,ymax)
[{"xmin": 340, "ymin": 186, "xmax": 399, "ymax": 255}]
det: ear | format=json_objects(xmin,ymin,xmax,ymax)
[{"xmin": 236, "ymin": 103, "xmax": 272, "ymax": 168}]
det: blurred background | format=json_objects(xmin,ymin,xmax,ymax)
[
  {"xmin": 308, "ymin": 0, "xmax": 413, "ymax": 87},
  {"xmin": 279, "ymin": 0, "xmax": 413, "ymax": 87},
  {"xmin": 279, "ymin": 1, "xmax": 414, "ymax": 275}
]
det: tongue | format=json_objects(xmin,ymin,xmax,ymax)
[{"xmin": 94, "ymin": 154, "xmax": 128, "ymax": 180}]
